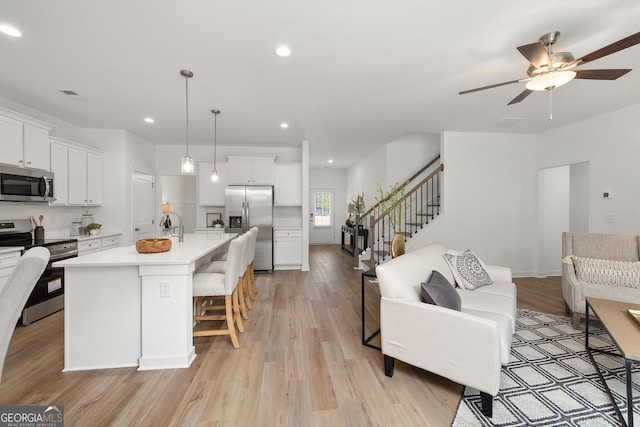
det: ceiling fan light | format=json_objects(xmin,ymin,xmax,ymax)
[
  {"xmin": 181, "ymin": 156, "xmax": 194, "ymax": 173},
  {"xmin": 525, "ymin": 70, "xmax": 576, "ymax": 91}
]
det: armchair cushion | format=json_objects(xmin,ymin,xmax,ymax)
[
  {"xmin": 421, "ymin": 270, "xmax": 461, "ymax": 311},
  {"xmin": 443, "ymin": 249, "xmax": 493, "ymax": 290}
]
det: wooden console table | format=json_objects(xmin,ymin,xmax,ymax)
[{"xmin": 341, "ymin": 225, "xmax": 368, "ymax": 255}]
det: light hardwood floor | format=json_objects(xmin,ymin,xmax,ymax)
[{"xmin": 0, "ymin": 245, "xmax": 564, "ymax": 426}]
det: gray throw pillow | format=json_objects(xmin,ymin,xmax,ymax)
[{"xmin": 421, "ymin": 270, "xmax": 461, "ymax": 311}]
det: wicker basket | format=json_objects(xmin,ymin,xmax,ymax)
[{"xmin": 136, "ymin": 238, "xmax": 172, "ymax": 253}]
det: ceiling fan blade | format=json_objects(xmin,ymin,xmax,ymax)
[
  {"xmin": 574, "ymin": 69, "xmax": 631, "ymax": 80},
  {"xmin": 459, "ymin": 79, "xmax": 522, "ymax": 95},
  {"xmin": 576, "ymin": 31, "xmax": 640, "ymax": 65},
  {"xmin": 517, "ymin": 42, "xmax": 552, "ymax": 68},
  {"xmin": 507, "ymin": 89, "xmax": 533, "ymax": 105}
]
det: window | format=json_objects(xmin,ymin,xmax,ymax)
[{"xmin": 313, "ymin": 191, "xmax": 332, "ymax": 226}]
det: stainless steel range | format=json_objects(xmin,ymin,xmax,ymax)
[{"xmin": 0, "ymin": 218, "xmax": 78, "ymax": 325}]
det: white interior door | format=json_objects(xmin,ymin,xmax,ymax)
[
  {"xmin": 132, "ymin": 172, "xmax": 154, "ymax": 242},
  {"xmin": 309, "ymin": 188, "xmax": 335, "ymax": 244}
]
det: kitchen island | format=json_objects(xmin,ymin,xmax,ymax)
[{"xmin": 54, "ymin": 233, "xmax": 236, "ymax": 371}]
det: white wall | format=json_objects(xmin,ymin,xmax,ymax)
[
  {"xmin": 537, "ymin": 103, "xmax": 640, "ymax": 234},
  {"xmin": 405, "ymin": 132, "xmax": 539, "ymax": 276},
  {"xmin": 309, "ymin": 168, "xmax": 347, "ymax": 244},
  {"xmin": 539, "ymin": 165, "xmax": 570, "ymax": 275},
  {"xmin": 346, "ymin": 145, "xmax": 387, "ymax": 212},
  {"xmin": 386, "ymin": 133, "xmax": 440, "ymax": 185},
  {"xmin": 569, "ymin": 162, "xmax": 589, "ymax": 233}
]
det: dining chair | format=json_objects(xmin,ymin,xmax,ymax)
[
  {"xmin": 192, "ymin": 234, "xmax": 246, "ymax": 347},
  {"xmin": 0, "ymin": 247, "xmax": 49, "ymax": 382}
]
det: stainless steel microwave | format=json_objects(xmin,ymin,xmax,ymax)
[{"xmin": 0, "ymin": 165, "xmax": 54, "ymax": 202}]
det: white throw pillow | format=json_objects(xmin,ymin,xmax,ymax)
[
  {"xmin": 572, "ymin": 256, "xmax": 640, "ymax": 289},
  {"xmin": 443, "ymin": 249, "xmax": 493, "ymax": 290}
]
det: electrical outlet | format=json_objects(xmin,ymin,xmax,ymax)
[
  {"xmin": 604, "ymin": 214, "xmax": 615, "ymax": 224},
  {"xmin": 160, "ymin": 281, "xmax": 171, "ymax": 297}
]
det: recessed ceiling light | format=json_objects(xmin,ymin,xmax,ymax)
[
  {"xmin": 328, "ymin": 159, "xmax": 334, "ymax": 164},
  {"xmin": 280, "ymin": 122, "xmax": 289, "ymax": 128},
  {"xmin": 275, "ymin": 45, "xmax": 291, "ymax": 57},
  {"xmin": 144, "ymin": 117, "xmax": 155, "ymax": 124},
  {"xmin": 0, "ymin": 24, "xmax": 22, "ymax": 38}
]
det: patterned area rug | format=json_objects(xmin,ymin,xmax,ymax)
[{"xmin": 452, "ymin": 310, "xmax": 640, "ymax": 426}]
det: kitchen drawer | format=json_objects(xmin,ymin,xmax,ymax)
[
  {"xmin": 274, "ymin": 229, "xmax": 302, "ymax": 239},
  {"xmin": 101, "ymin": 235, "xmax": 122, "ymax": 249},
  {"xmin": 78, "ymin": 239, "xmax": 101, "ymax": 255}
]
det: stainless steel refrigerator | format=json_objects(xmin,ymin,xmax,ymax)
[{"xmin": 225, "ymin": 185, "xmax": 273, "ymax": 271}]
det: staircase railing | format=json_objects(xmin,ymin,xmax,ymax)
[{"xmin": 353, "ymin": 155, "xmax": 443, "ymax": 269}]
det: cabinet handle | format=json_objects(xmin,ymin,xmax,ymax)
[
  {"xmin": 18, "ymin": 160, "xmax": 23, "ymax": 163},
  {"xmin": 27, "ymin": 161, "xmax": 31, "ymax": 165}
]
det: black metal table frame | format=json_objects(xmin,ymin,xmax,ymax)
[
  {"xmin": 585, "ymin": 299, "xmax": 637, "ymax": 427},
  {"xmin": 361, "ymin": 268, "xmax": 380, "ymax": 350}
]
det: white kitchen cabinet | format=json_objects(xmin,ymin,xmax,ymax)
[
  {"xmin": 23, "ymin": 124, "xmax": 51, "ymax": 170},
  {"xmin": 0, "ymin": 114, "xmax": 23, "ymax": 167},
  {"xmin": 101, "ymin": 235, "xmax": 122, "ymax": 250},
  {"xmin": 0, "ymin": 109, "xmax": 52, "ymax": 169},
  {"xmin": 50, "ymin": 141, "xmax": 69, "ymax": 205},
  {"xmin": 78, "ymin": 239, "xmax": 101, "ymax": 256},
  {"xmin": 226, "ymin": 156, "xmax": 275, "ymax": 185},
  {"xmin": 198, "ymin": 162, "xmax": 227, "ymax": 206},
  {"xmin": 0, "ymin": 249, "xmax": 21, "ymax": 294},
  {"xmin": 68, "ymin": 145, "xmax": 103, "ymax": 206},
  {"xmin": 274, "ymin": 228, "xmax": 302, "ymax": 270},
  {"xmin": 78, "ymin": 233, "xmax": 122, "ymax": 256},
  {"xmin": 86, "ymin": 152, "xmax": 103, "ymax": 205},
  {"xmin": 275, "ymin": 163, "xmax": 301, "ymax": 205}
]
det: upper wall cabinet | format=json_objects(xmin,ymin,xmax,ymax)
[
  {"xmin": 51, "ymin": 138, "xmax": 103, "ymax": 206},
  {"xmin": 226, "ymin": 156, "xmax": 275, "ymax": 185},
  {"xmin": 0, "ymin": 108, "xmax": 53, "ymax": 170},
  {"xmin": 275, "ymin": 163, "xmax": 301, "ymax": 206},
  {"xmin": 198, "ymin": 162, "xmax": 227, "ymax": 206}
]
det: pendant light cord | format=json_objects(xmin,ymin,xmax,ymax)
[
  {"xmin": 213, "ymin": 111, "xmax": 217, "ymax": 167},
  {"xmin": 185, "ymin": 75, "xmax": 190, "ymax": 156}
]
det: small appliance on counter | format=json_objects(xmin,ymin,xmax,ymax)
[
  {"xmin": 70, "ymin": 221, "xmax": 83, "ymax": 236},
  {"xmin": 81, "ymin": 212, "xmax": 94, "ymax": 231}
]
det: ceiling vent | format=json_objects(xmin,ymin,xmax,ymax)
[{"xmin": 59, "ymin": 89, "xmax": 80, "ymax": 96}]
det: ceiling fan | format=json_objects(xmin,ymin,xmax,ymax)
[{"xmin": 459, "ymin": 31, "xmax": 640, "ymax": 105}]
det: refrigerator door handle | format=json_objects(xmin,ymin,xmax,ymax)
[{"xmin": 245, "ymin": 202, "xmax": 250, "ymax": 230}]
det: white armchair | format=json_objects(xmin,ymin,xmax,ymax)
[{"xmin": 375, "ymin": 243, "xmax": 516, "ymax": 417}]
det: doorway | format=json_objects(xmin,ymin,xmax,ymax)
[
  {"xmin": 538, "ymin": 162, "xmax": 589, "ymax": 275},
  {"xmin": 310, "ymin": 188, "xmax": 335, "ymax": 244},
  {"xmin": 131, "ymin": 172, "xmax": 155, "ymax": 242}
]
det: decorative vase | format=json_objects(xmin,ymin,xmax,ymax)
[
  {"xmin": 89, "ymin": 229, "xmax": 98, "ymax": 235},
  {"xmin": 391, "ymin": 233, "xmax": 405, "ymax": 258},
  {"xmin": 214, "ymin": 224, "xmax": 222, "ymax": 228}
]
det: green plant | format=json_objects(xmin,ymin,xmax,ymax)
[
  {"xmin": 86, "ymin": 223, "xmax": 102, "ymax": 230},
  {"xmin": 375, "ymin": 181, "xmax": 409, "ymax": 233},
  {"xmin": 211, "ymin": 218, "xmax": 225, "ymax": 227},
  {"xmin": 350, "ymin": 192, "xmax": 365, "ymax": 215}
]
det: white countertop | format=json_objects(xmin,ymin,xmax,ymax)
[
  {"xmin": 0, "ymin": 246, "xmax": 23, "ymax": 255},
  {"xmin": 54, "ymin": 233, "xmax": 236, "ymax": 268}
]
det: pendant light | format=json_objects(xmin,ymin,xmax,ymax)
[
  {"xmin": 180, "ymin": 69, "xmax": 194, "ymax": 173},
  {"xmin": 210, "ymin": 109, "xmax": 221, "ymax": 182}
]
